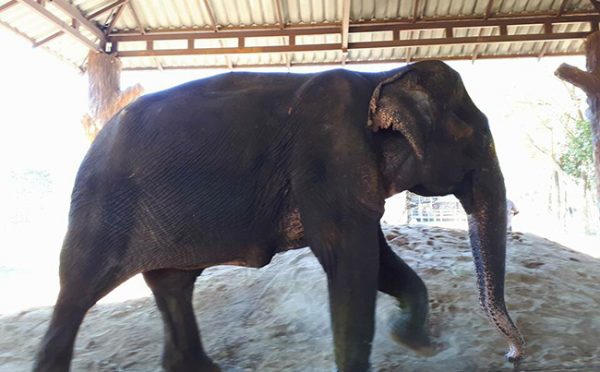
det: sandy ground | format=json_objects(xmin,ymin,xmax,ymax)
[{"xmin": 1, "ymin": 225, "xmax": 599, "ymax": 372}]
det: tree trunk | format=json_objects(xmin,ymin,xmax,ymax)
[
  {"xmin": 555, "ymin": 31, "xmax": 600, "ymax": 216},
  {"xmin": 82, "ymin": 51, "xmax": 143, "ymax": 141}
]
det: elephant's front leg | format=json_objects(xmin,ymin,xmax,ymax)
[
  {"xmin": 378, "ymin": 227, "xmax": 432, "ymax": 354},
  {"xmin": 307, "ymin": 217, "xmax": 380, "ymax": 372}
]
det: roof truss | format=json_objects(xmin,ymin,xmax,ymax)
[
  {"xmin": 15, "ymin": 0, "xmax": 105, "ymax": 50},
  {"xmin": 109, "ymin": 13, "xmax": 599, "ymax": 60},
  {"xmin": 2, "ymin": 0, "xmax": 598, "ymax": 68}
]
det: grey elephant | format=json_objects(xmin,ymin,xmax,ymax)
[{"xmin": 33, "ymin": 60, "xmax": 524, "ymax": 372}]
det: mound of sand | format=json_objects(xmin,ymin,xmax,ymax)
[{"xmin": 1, "ymin": 225, "xmax": 599, "ymax": 371}]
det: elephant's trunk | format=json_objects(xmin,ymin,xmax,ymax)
[{"xmin": 458, "ymin": 161, "xmax": 525, "ymax": 362}]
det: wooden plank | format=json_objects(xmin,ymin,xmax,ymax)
[
  {"xmin": 33, "ymin": 30, "xmax": 64, "ymax": 47},
  {"xmin": 485, "ymin": 0, "xmax": 494, "ymax": 20},
  {"xmin": 105, "ymin": 3, "xmax": 126, "ymax": 35},
  {"xmin": 109, "ymin": 13, "xmax": 599, "ymax": 42},
  {"xmin": 16, "ymin": 0, "xmax": 102, "ymax": 50},
  {"xmin": 117, "ymin": 31, "xmax": 589, "ymax": 58},
  {"xmin": 49, "ymin": 0, "xmax": 105, "ymax": 40},
  {"xmin": 557, "ymin": 0, "xmax": 569, "ymax": 16},
  {"xmin": 348, "ymin": 31, "xmax": 590, "ymax": 49},
  {"xmin": 412, "ymin": 0, "xmax": 420, "ymax": 23},
  {"xmin": 120, "ymin": 51, "xmax": 587, "ymax": 70},
  {"xmin": 274, "ymin": 0, "xmax": 285, "ymax": 29},
  {"xmin": 118, "ymin": 43, "xmax": 340, "ymax": 57},
  {"xmin": 538, "ymin": 41, "xmax": 549, "ymax": 58},
  {"xmin": 0, "ymin": 1, "xmax": 17, "ymax": 13},
  {"xmin": 202, "ymin": 0, "xmax": 218, "ymax": 32},
  {"xmin": 87, "ymin": 0, "xmax": 128, "ymax": 19},
  {"xmin": 127, "ymin": 1, "xmax": 144, "ymax": 34},
  {"xmin": 341, "ymin": 0, "xmax": 350, "ymax": 51}
]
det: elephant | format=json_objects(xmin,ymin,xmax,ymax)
[{"xmin": 33, "ymin": 60, "xmax": 524, "ymax": 372}]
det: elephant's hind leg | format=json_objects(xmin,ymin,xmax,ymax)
[
  {"xmin": 32, "ymin": 289, "xmax": 89, "ymax": 372},
  {"xmin": 378, "ymin": 228, "xmax": 433, "ymax": 355},
  {"xmin": 33, "ymin": 247, "xmax": 135, "ymax": 372},
  {"xmin": 143, "ymin": 269, "xmax": 220, "ymax": 372}
]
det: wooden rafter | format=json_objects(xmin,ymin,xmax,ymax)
[
  {"xmin": 116, "ymin": 30, "xmax": 591, "ymax": 58},
  {"xmin": 109, "ymin": 10, "xmax": 597, "ymax": 38},
  {"xmin": 341, "ymin": 0, "xmax": 350, "ymax": 51},
  {"xmin": 472, "ymin": 27, "xmax": 486, "ymax": 61},
  {"xmin": 0, "ymin": 0, "xmax": 17, "ymax": 13},
  {"xmin": 484, "ymin": 0, "xmax": 494, "ymax": 20},
  {"xmin": 274, "ymin": 0, "xmax": 285, "ymax": 29},
  {"xmin": 558, "ymin": 0, "xmax": 570, "ymax": 16},
  {"xmin": 106, "ymin": 3, "xmax": 127, "ymax": 35},
  {"xmin": 33, "ymin": 30, "xmax": 64, "ymax": 47},
  {"xmin": 591, "ymin": 0, "xmax": 600, "ymax": 13},
  {"xmin": 538, "ymin": 41, "xmax": 550, "ymax": 59},
  {"xmin": 16, "ymin": 0, "xmax": 103, "ymax": 50},
  {"xmin": 117, "ymin": 51, "xmax": 581, "ymax": 70},
  {"xmin": 127, "ymin": 1, "xmax": 143, "ymax": 34},
  {"xmin": 110, "ymin": 13, "xmax": 599, "ymax": 41},
  {"xmin": 202, "ymin": 0, "xmax": 218, "ymax": 32},
  {"xmin": 87, "ymin": 0, "xmax": 128, "ymax": 19},
  {"xmin": 48, "ymin": 0, "xmax": 105, "ymax": 40},
  {"xmin": 412, "ymin": 0, "xmax": 420, "ymax": 23}
]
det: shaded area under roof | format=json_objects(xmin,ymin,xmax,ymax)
[{"xmin": 0, "ymin": 0, "xmax": 598, "ymax": 70}]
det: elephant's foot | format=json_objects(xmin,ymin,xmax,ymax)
[{"xmin": 389, "ymin": 313, "xmax": 435, "ymax": 356}]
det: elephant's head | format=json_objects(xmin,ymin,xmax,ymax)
[{"xmin": 369, "ymin": 60, "xmax": 525, "ymax": 361}]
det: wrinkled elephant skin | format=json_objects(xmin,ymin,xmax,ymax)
[{"xmin": 33, "ymin": 61, "xmax": 524, "ymax": 372}]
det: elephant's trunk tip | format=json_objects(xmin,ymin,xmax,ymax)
[{"xmin": 505, "ymin": 332, "xmax": 525, "ymax": 363}]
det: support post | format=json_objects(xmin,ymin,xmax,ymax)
[
  {"xmin": 82, "ymin": 51, "xmax": 143, "ymax": 140},
  {"xmin": 555, "ymin": 31, "xmax": 600, "ymax": 213}
]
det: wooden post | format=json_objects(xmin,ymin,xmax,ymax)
[
  {"xmin": 82, "ymin": 51, "xmax": 143, "ymax": 141},
  {"xmin": 555, "ymin": 31, "xmax": 600, "ymax": 214}
]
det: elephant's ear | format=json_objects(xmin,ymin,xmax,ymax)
[{"xmin": 368, "ymin": 69, "xmax": 433, "ymax": 160}]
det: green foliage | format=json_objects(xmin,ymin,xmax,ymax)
[{"xmin": 558, "ymin": 119, "xmax": 594, "ymax": 183}]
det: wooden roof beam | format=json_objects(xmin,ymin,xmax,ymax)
[
  {"xmin": 33, "ymin": 30, "xmax": 64, "ymax": 47},
  {"xmin": 117, "ymin": 30, "xmax": 590, "ymax": 58},
  {"xmin": 538, "ymin": 41, "xmax": 550, "ymax": 59},
  {"xmin": 127, "ymin": 1, "xmax": 144, "ymax": 34},
  {"xmin": 412, "ymin": 0, "xmax": 420, "ymax": 23},
  {"xmin": 87, "ymin": 0, "xmax": 128, "ymax": 19},
  {"xmin": 48, "ymin": 0, "xmax": 105, "ymax": 41},
  {"xmin": 202, "ymin": 0, "xmax": 218, "ymax": 32},
  {"xmin": 120, "ymin": 51, "xmax": 587, "ymax": 71},
  {"xmin": 274, "ymin": 0, "xmax": 285, "ymax": 29},
  {"xmin": 109, "ymin": 13, "xmax": 600, "ymax": 42},
  {"xmin": 17, "ymin": 0, "xmax": 103, "ymax": 50},
  {"xmin": 558, "ymin": 0, "xmax": 569, "ymax": 16},
  {"xmin": 0, "ymin": 1, "xmax": 17, "ymax": 13},
  {"xmin": 341, "ymin": 0, "xmax": 350, "ymax": 51},
  {"xmin": 105, "ymin": 3, "xmax": 126, "ymax": 35},
  {"xmin": 485, "ymin": 0, "xmax": 494, "ymax": 20}
]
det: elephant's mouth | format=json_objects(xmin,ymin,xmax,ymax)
[{"xmin": 410, "ymin": 170, "xmax": 474, "ymax": 199}]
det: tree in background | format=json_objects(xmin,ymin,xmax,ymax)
[
  {"xmin": 559, "ymin": 118, "xmax": 595, "ymax": 190},
  {"xmin": 526, "ymin": 86, "xmax": 597, "ymax": 234}
]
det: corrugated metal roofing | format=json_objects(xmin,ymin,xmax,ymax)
[{"xmin": 0, "ymin": 0, "xmax": 597, "ymax": 70}]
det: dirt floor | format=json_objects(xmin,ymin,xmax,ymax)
[{"xmin": 1, "ymin": 225, "xmax": 599, "ymax": 372}]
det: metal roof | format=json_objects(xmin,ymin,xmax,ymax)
[{"xmin": 0, "ymin": 0, "xmax": 598, "ymax": 70}]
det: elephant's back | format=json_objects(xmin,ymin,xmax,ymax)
[{"xmin": 72, "ymin": 74, "xmax": 298, "ymax": 248}]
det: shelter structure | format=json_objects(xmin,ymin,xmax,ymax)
[
  {"xmin": 0, "ymin": 0, "xmax": 599, "ymax": 70},
  {"xmin": 1, "ymin": 0, "xmax": 600, "ymax": 206}
]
